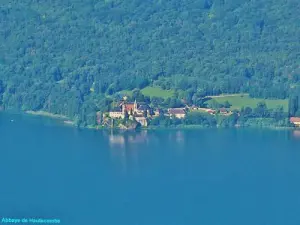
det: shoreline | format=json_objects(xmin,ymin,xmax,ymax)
[
  {"xmin": 63, "ymin": 120, "xmax": 76, "ymax": 126},
  {"xmin": 25, "ymin": 110, "xmax": 69, "ymax": 120},
  {"xmin": 25, "ymin": 110, "xmax": 79, "ymax": 128},
  {"xmin": 2, "ymin": 109, "xmax": 297, "ymax": 131}
]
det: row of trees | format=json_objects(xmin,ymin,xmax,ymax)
[
  {"xmin": 288, "ymin": 87, "xmax": 300, "ymax": 117},
  {"xmin": 147, "ymin": 101, "xmax": 289, "ymax": 128}
]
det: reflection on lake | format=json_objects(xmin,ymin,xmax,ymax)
[
  {"xmin": 2, "ymin": 111, "xmax": 300, "ymax": 225},
  {"xmin": 107, "ymin": 130, "xmax": 189, "ymax": 176},
  {"xmin": 108, "ymin": 130, "xmax": 151, "ymax": 176},
  {"xmin": 292, "ymin": 130, "xmax": 300, "ymax": 139}
]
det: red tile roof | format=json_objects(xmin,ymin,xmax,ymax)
[
  {"xmin": 290, "ymin": 117, "xmax": 300, "ymax": 123},
  {"xmin": 219, "ymin": 108, "xmax": 228, "ymax": 113},
  {"xmin": 124, "ymin": 104, "xmax": 135, "ymax": 112},
  {"xmin": 168, "ymin": 108, "xmax": 186, "ymax": 114}
]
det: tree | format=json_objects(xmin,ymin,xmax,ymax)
[
  {"xmin": 124, "ymin": 110, "xmax": 129, "ymax": 120},
  {"xmin": 150, "ymin": 117, "xmax": 160, "ymax": 126},
  {"xmin": 288, "ymin": 95, "xmax": 299, "ymax": 117},
  {"xmin": 172, "ymin": 117, "xmax": 182, "ymax": 126},
  {"xmin": 254, "ymin": 102, "xmax": 269, "ymax": 117},
  {"xmin": 224, "ymin": 101, "xmax": 231, "ymax": 108},
  {"xmin": 208, "ymin": 99, "xmax": 220, "ymax": 109},
  {"xmin": 241, "ymin": 106, "xmax": 253, "ymax": 118},
  {"xmin": 151, "ymin": 97, "xmax": 164, "ymax": 107},
  {"xmin": 295, "ymin": 110, "xmax": 300, "ymax": 117},
  {"xmin": 50, "ymin": 67, "xmax": 62, "ymax": 82},
  {"xmin": 184, "ymin": 112, "xmax": 216, "ymax": 126},
  {"xmin": 143, "ymin": 110, "xmax": 148, "ymax": 118},
  {"xmin": 163, "ymin": 117, "xmax": 172, "ymax": 127},
  {"xmin": 1, "ymin": 0, "xmax": 298, "ymax": 126},
  {"xmin": 271, "ymin": 106, "xmax": 285, "ymax": 121},
  {"xmin": 132, "ymin": 89, "xmax": 145, "ymax": 102},
  {"xmin": 0, "ymin": 80, "xmax": 5, "ymax": 94},
  {"xmin": 86, "ymin": 112, "xmax": 97, "ymax": 126}
]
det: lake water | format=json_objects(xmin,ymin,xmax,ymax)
[{"xmin": 1, "ymin": 112, "xmax": 300, "ymax": 225}]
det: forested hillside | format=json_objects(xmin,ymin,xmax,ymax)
[{"xmin": 0, "ymin": 0, "xmax": 300, "ymax": 124}]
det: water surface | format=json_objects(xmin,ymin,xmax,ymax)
[{"xmin": 1, "ymin": 112, "xmax": 300, "ymax": 225}]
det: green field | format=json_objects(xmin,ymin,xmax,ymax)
[
  {"xmin": 119, "ymin": 90, "xmax": 133, "ymax": 97},
  {"xmin": 120, "ymin": 87, "xmax": 175, "ymax": 99},
  {"xmin": 141, "ymin": 87, "xmax": 175, "ymax": 98},
  {"xmin": 207, "ymin": 94, "xmax": 289, "ymax": 112}
]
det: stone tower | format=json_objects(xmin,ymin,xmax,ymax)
[{"xmin": 134, "ymin": 99, "xmax": 137, "ymax": 112}]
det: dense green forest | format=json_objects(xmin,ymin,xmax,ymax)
[{"xmin": 0, "ymin": 0, "xmax": 300, "ymax": 125}]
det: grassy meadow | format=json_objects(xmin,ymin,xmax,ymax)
[
  {"xmin": 207, "ymin": 94, "xmax": 289, "ymax": 112},
  {"xmin": 120, "ymin": 86, "xmax": 175, "ymax": 99},
  {"xmin": 141, "ymin": 87, "xmax": 175, "ymax": 98},
  {"xmin": 118, "ymin": 89, "xmax": 289, "ymax": 112}
]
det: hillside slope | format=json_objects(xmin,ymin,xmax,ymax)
[{"xmin": 0, "ymin": 0, "xmax": 299, "ymax": 123}]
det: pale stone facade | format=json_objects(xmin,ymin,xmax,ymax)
[
  {"xmin": 135, "ymin": 117, "xmax": 148, "ymax": 127},
  {"xmin": 109, "ymin": 111, "xmax": 124, "ymax": 119},
  {"xmin": 168, "ymin": 108, "xmax": 186, "ymax": 119}
]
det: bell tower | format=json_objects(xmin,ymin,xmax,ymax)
[{"xmin": 134, "ymin": 99, "xmax": 137, "ymax": 112}]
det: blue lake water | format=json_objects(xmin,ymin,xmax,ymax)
[{"xmin": 1, "ymin": 112, "xmax": 300, "ymax": 225}]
